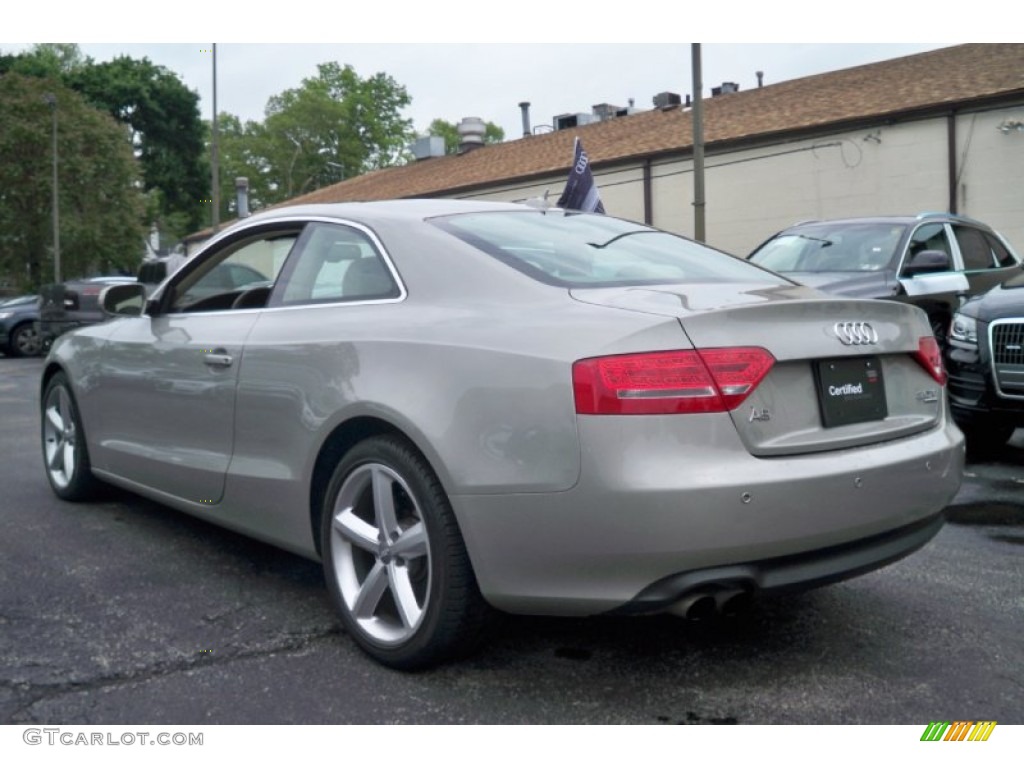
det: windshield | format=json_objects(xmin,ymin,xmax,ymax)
[
  {"xmin": 750, "ymin": 222, "xmax": 908, "ymax": 273},
  {"xmin": 433, "ymin": 210, "xmax": 788, "ymax": 288}
]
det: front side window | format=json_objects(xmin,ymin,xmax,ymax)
[
  {"xmin": 904, "ymin": 223, "xmax": 954, "ymax": 271},
  {"xmin": 436, "ymin": 210, "xmax": 787, "ymax": 287},
  {"xmin": 169, "ymin": 230, "xmax": 299, "ymax": 313}
]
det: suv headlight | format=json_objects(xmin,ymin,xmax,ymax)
[
  {"xmin": 950, "ymin": 313, "xmax": 978, "ymax": 345},
  {"xmin": 0, "ymin": 312, "xmax": 13, "ymax": 320}
]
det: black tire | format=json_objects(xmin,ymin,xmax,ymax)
[
  {"xmin": 320, "ymin": 435, "xmax": 489, "ymax": 670},
  {"xmin": 962, "ymin": 423, "xmax": 1015, "ymax": 456},
  {"xmin": 10, "ymin": 322, "xmax": 43, "ymax": 357},
  {"xmin": 41, "ymin": 372, "xmax": 101, "ymax": 500}
]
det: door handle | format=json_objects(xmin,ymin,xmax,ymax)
[{"xmin": 203, "ymin": 351, "xmax": 233, "ymax": 368}]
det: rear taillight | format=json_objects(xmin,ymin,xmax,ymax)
[
  {"xmin": 573, "ymin": 347, "xmax": 775, "ymax": 415},
  {"xmin": 913, "ymin": 336, "xmax": 947, "ymax": 386}
]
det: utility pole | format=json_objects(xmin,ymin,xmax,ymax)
[
  {"xmin": 691, "ymin": 44, "xmax": 706, "ymax": 243},
  {"xmin": 211, "ymin": 43, "xmax": 220, "ymax": 233},
  {"xmin": 43, "ymin": 93, "xmax": 61, "ymax": 282}
]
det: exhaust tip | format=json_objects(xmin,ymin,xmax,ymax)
[
  {"xmin": 669, "ymin": 593, "xmax": 717, "ymax": 621},
  {"xmin": 717, "ymin": 589, "xmax": 753, "ymax": 617}
]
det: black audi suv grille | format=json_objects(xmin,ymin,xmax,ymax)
[
  {"xmin": 992, "ymin": 320, "xmax": 1024, "ymax": 396},
  {"xmin": 993, "ymin": 322, "xmax": 1024, "ymax": 366}
]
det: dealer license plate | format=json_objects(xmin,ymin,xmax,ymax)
[{"xmin": 815, "ymin": 356, "xmax": 887, "ymax": 428}]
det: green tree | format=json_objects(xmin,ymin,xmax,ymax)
[
  {"xmin": 0, "ymin": 45, "xmax": 207, "ymax": 239},
  {"xmin": 249, "ymin": 62, "xmax": 415, "ymax": 203},
  {"xmin": 210, "ymin": 112, "xmax": 272, "ymax": 221},
  {"xmin": 425, "ymin": 118, "xmax": 504, "ymax": 155},
  {"xmin": 0, "ymin": 73, "xmax": 145, "ymax": 289},
  {"xmin": 69, "ymin": 56, "xmax": 207, "ymax": 234},
  {"xmin": 0, "ymin": 43, "xmax": 87, "ymax": 79}
]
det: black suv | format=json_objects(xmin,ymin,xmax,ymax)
[
  {"xmin": 748, "ymin": 213, "xmax": 1022, "ymax": 342},
  {"xmin": 946, "ymin": 271, "xmax": 1024, "ymax": 451}
]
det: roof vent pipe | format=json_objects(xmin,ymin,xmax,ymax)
[
  {"xmin": 519, "ymin": 102, "xmax": 531, "ymax": 137},
  {"xmin": 756, "ymin": 70, "xmax": 764, "ymax": 88},
  {"xmin": 235, "ymin": 177, "xmax": 250, "ymax": 218}
]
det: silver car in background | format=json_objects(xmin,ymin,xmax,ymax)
[{"xmin": 40, "ymin": 200, "xmax": 964, "ymax": 669}]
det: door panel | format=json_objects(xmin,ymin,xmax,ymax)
[{"xmin": 93, "ymin": 313, "xmax": 259, "ymax": 503}]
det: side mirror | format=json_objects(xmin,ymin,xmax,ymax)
[
  {"xmin": 100, "ymin": 282, "xmax": 147, "ymax": 317},
  {"xmin": 904, "ymin": 249, "xmax": 952, "ymax": 276}
]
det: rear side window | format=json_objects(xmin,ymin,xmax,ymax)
[
  {"xmin": 988, "ymin": 233, "xmax": 1019, "ymax": 267},
  {"xmin": 271, "ymin": 222, "xmax": 401, "ymax": 306},
  {"xmin": 953, "ymin": 225, "xmax": 997, "ymax": 270},
  {"xmin": 434, "ymin": 210, "xmax": 785, "ymax": 287}
]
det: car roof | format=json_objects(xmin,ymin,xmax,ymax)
[
  {"xmin": 783, "ymin": 212, "xmax": 993, "ymax": 230},
  {"xmin": 236, "ymin": 199, "xmax": 531, "ymax": 229}
]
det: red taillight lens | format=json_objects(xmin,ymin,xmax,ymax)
[
  {"xmin": 913, "ymin": 336, "xmax": 947, "ymax": 385},
  {"xmin": 573, "ymin": 347, "xmax": 775, "ymax": 415}
]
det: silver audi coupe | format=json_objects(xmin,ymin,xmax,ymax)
[{"xmin": 40, "ymin": 200, "xmax": 965, "ymax": 668}]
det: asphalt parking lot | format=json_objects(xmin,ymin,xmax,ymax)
[{"xmin": 1, "ymin": 355, "xmax": 1021, "ymax": 725}]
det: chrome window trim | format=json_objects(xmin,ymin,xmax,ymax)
[
  {"xmin": 989, "ymin": 317, "xmax": 1024, "ymax": 401},
  {"xmin": 167, "ymin": 215, "xmax": 408, "ymax": 315}
]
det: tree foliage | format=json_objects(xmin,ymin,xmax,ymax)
[
  {"xmin": 214, "ymin": 62, "xmax": 416, "ymax": 213},
  {"xmin": 0, "ymin": 73, "xmax": 145, "ymax": 289},
  {"xmin": 69, "ymin": 56, "xmax": 207, "ymax": 233},
  {"xmin": 0, "ymin": 43, "xmax": 86, "ymax": 79},
  {"xmin": 426, "ymin": 118, "xmax": 504, "ymax": 155},
  {"xmin": 1, "ymin": 45, "xmax": 207, "ymax": 238}
]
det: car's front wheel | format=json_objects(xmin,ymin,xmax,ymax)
[
  {"xmin": 41, "ymin": 372, "xmax": 101, "ymax": 500},
  {"xmin": 10, "ymin": 323, "xmax": 43, "ymax": 357},
  {"xmin": 321, "ymin": 435, "xmax": 489, "ymax": 669}
]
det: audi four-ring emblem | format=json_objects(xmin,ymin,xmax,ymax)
[{"xmin": 833, "ymin": 321, "xmax": 878, "ymax": 345}]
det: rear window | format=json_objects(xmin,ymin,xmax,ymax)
[{"xmin": 433, "ymin": 210, "xmax": 786, "ymax": 287}]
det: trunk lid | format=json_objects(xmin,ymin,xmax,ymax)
[{"xmin": 571, "ymin": 283, "xmax": 945, "ymax": 456}]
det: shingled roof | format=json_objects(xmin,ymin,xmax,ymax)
[
  {"xmin": 286, "ymin": 44, "xmax": 1024, "ymax": 206},
  {"xmin": 189, "ymin": 44, "xmax": 1024, "ymax": 240}
]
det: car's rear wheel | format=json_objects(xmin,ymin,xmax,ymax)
[
  {"xmin": 10, "ymin": 323, "xmax": 43, "ymax": 357},
  {"xmin": 41, "ymin": 372, "xmax": 100, "ymax": 500},
  {"xmin": 321, "ymin": 435, "xmax": 489, "ymax": 669}
]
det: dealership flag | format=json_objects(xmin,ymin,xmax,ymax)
[{"xmin": 556, "ymin": 137, "xmax": 605, "ymax": 213}]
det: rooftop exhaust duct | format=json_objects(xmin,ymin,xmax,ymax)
[
  {"xmin": 235, "ymin": 177, "xmax": 250, "ymax": 218},
  {"xmin": 457, "ymin": 117, "xmax": 486, "ymax": 153}
]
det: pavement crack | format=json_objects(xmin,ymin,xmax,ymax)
[{"xmin": 4, "ymin": 625, "xmax": 341, "ymax": 723}]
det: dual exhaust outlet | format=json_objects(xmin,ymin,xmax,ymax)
[{"xmin": 668, "ymin": 586, "xmax": 754, "ymax": 620}]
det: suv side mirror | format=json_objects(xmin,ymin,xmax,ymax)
[
  {"xmin": 904, "ymin": 249, "xmax": 952, "ymax": 276},
  {"xmin": 100, "ymin": 283, "xmax": 147, "ymax": 317}
]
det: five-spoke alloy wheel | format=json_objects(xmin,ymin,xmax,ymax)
[
  {"xmin": 41, "ymin": 372, "xmax": 99, "ymax": 500},
  {"xmin": 321, "ymin": 435, "xmax": 488, "ymax": 669}
]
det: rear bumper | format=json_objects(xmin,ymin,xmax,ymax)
[
  {"xmin": 452, "ymin": 412, "xmax": 964, "ymax": 616},
  {"xmin": 607, "ymin": 513, "xmax": 943, "ymax": 614}
]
